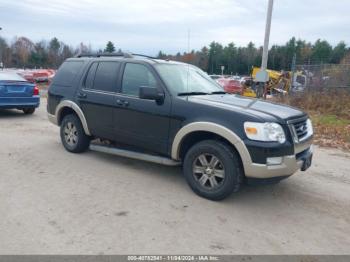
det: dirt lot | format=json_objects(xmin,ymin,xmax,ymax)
[{"xmin": 0, "ymin": 99, "xmax": 350, "ymax": 255}]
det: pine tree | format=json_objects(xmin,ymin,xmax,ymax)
[{"xmin": 104, "ymin": 41, "xmax": 115, "ymax": 53}]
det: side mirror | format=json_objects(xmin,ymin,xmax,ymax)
[{"xmin": 139, "ymin": 87, "xmax": 164, "ymax": 103}]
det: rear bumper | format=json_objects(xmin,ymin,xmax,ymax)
[{"xmin": 0, "ymin": 96, "xmax": 40, "ymax": 109}]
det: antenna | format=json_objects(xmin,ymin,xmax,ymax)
[
  {"xmin": 186, "ymin": 28, "xmax": 190, "ymax": 100},
  {"xmin": 187, "ymin": 29, "xmax": 190, "ymax": 55}
]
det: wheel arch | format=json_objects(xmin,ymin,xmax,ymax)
[
  {"xmin": 171, "ymin": 122, "xmax": 252, "ymax": 170},
  {"xmin": 55, "ymin": 100, "xmax": 91, "ymax": 136}
]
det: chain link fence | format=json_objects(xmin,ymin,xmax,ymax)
[{"xmin": 295, "ymin": 63, "xmax": 350, "ymax": 90}]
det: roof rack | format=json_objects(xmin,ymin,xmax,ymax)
[
  {"xmin": 75, "ymin": 52, "xmax": 157, "ymax": 60},
  {"xmin": 131, "ymin": 53, "xmax": 157, "ymax": 59},
  {"xmin": 75, "ymin": 52, "xmax": 133, "ymax": 58}
]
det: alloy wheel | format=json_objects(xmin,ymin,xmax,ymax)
[
  {"xmin": 63, "ymin": 122, "xmax": 78, "ymax": 146},
  {"xmin": 192, "ymin": 153, "xmax": 225, "ymax": 190}
]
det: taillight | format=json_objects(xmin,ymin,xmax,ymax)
[{"xmin": 33, "ymin": 86, "xmax": 39, "ymax": 96}]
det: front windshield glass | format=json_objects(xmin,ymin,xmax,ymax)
[{"xmin": 155, "ymin": 63, "xmax": 223, "ymax": 95}]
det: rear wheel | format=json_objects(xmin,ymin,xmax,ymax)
[
  {"xmin": 23, "ymin": 108, "xmax": 35, "ymax": 114},
  {"xmin": 183, "ymin": 140, "xmax": 243, "ymax": 201},
  {"xmin": 60, "ymin": 114, "xmax": 90, "ymax": 153}
]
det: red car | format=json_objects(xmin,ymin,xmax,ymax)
[
  {"xmin": 217, "ymin": 78, "xmax": 243, "ymax": 95},
  {"xmin": 18, "ymin": 69, "xmax": 56, "ymax": 83}
]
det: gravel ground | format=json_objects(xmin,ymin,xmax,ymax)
[{"xmin": 0, "ymin": 99, "xmax": 350, "ymax": 255}]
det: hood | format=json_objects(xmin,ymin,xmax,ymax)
[{"xmin": 187, "ymin": 94, "xmax": 306, "ymax": 122}]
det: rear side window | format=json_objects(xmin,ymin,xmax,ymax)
[
  {"xmin": 53, "ymin": 61, "xmax": 83, "ymax": 86},
  {"xmin": 122, "ymin": 63, "xmax": 157, "ymax": 96},
  {"xmin": 93, "ymin": 62, "xmax": 120, "ymax": 92},
  {"xmin": 84, "ymin": 62, "xmax": 98, "ymax": 89}
]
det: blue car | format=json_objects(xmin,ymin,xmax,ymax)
[{"xmin": 0, "ymin": 72, "xmax": 40, "ymax": 114}]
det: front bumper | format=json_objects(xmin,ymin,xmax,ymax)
[{"xmin": 244, "ymin": 137, "xmax": 313, "ymax": 179}]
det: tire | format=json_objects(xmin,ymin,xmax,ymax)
[
  {"xmin": 23, "ymin": 108, "xmax": 35, "ymax": 114},
  {"xmin": 60, "ymin": 114, "xmax": 90, "ymax": 153},
  {"xmin": 183, "ymin": 140, "xmax": 243, "ymax": 201}
]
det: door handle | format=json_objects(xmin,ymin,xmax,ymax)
[
  {"xmin": 116, "ymin": 99, "xmax": 129, "ymax": 107},
  {"xmin": 116, "ymin": 99, "xmax": 124, "ymax": 106},
  {"xmin": 77, "ymin": 92, "xmax": 87, "ymax": 99}
]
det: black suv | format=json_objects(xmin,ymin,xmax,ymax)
[{"xmin": 47, "ymin": 53, "xmax": 313, "ymax": 200}]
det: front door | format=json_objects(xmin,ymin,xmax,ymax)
[{"xmin": 113, "ymin": 62, "xmax": 171, "ymax": 155}]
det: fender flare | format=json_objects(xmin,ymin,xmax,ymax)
[
  {"xmin": 55, "ymin": 100, "xmax": 91, "ymax": 136},
  {"xmin": 171, "ymin": 122, "xmax": 252, "ymax": 169}
]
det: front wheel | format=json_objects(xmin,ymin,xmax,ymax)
[
  {"xmin": 183, "ymin": 140, "xmax": 243, "ymax": 201},
  {"xmin": 60, "ymin": 114, "xmax": 90, "ymax": 153}
]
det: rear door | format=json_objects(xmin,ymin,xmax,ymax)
[
  {"xmin": 113, "ymin": 62, "xmax": 171, "ymax": 155},
  {"xmin": 78, "ymin": 61, "xmax": 121, "ymax": 140}
]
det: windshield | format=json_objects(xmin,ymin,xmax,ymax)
[{"xmin": 155, "ymin": 63, "xmax": 223, "ymax": 95}]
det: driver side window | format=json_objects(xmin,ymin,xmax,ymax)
[{"xmin": 121, "ymin": 63, "xmax": 157, "ymax": 96}]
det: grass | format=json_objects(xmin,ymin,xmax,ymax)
[
  {"xmin": 312, "ymin": 114, "xmax": 350, "ymax": 127},
  {"xmin": 274, "ymin": 89, "xmax": 350, "ymax": 150}
]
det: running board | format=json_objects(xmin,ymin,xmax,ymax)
[{"xmin": 89, "ymin": 144, "xmax": 181, "ymax": 166}]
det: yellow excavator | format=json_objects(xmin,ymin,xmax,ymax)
[
  {"xmin": 230, "ymin": 67, "xmax": 306, "ymax": 98},
  {"xmin": 251, "ymin": 67, "xmax": 292, "ymax": 96}
]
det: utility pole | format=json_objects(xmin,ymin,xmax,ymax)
[
  {"xmin": 261, "ymin": 0, "xmax": 273, "ymax": 70},
  {"xmin": 291, "ymin": 53, "xmax": 296, "ymax": 88},
  {"xmin": 254, "ymin": 0, "xmax": 274, "ymax": 98}
]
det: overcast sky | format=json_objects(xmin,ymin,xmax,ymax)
[{"xmin": 0, "ymin": 0, "xmax": 349, "ymax": 55}]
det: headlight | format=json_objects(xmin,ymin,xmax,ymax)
[
  {"xmin": 244, "ymin": 122, "xmax": 286, "ymax": 143},
  {"xmin": 306, "ymin": 118, "xmax": 313, "ymax": 136}
]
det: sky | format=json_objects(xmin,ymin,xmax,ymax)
[{"xmin": 0, "ymin": 0, "xmax": 349, "ymax": 55}]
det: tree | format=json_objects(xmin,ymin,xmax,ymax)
[
  {"xmin": 182, "ymin": 50, "xmax": 196, "ymax": 64},
  {"xmin": 104, "ymin": 41, "xmax": 115, "ymax": 53},
  {"xmin": 223, "ymin": 42, "xmax": 237, "ymax": 74},
  {"xmin": 12, "ymin": 37, "xmax": 35, "ymax": 67},
  {"xmin": 61, "ymin": 44, "xmax": 73, "ymax": 63},
  {"xmin": 284, "ymin": 37, "xmax": 297, "ymax": 69},
  {"xmin": 48, "ymin": 37, "xmax": 61, "ymax": 68},
  {"xmin": 311, "ymin": 39, "xmax": 332, "ymax": 64},
  {"xmin": 157, "ymin": 51, "xmax": 166, "ymax": 59},
  {"xmin": 76, "ymin": 42, "xmax": 90, "ymax": 55},
  {"xmin": 208, "ymin": 41, "xmax": 224, "ymax": 74},
  {"xmin": 245, "ymin": 42, "xmax": 258, "ymax": 71},
  {"xmin": 0, "ymin": 35, "xmax": 348, "ymax": 72},
  {"xmin": 330, "ymin": 41, "xmax": 347, "ymax": 63},
  {"xmin": 29, "ymin": 41, "xmax": 48, "ymax": 68},
  {"xmin": 0, "ymin": 37, "xmax": 9, "ymax": 66},
  {"xmin": 49, "ymin": 37, "xmax": 60, "ymax": 53},
  {"xmin": 299, "ymin": 42, "xmax": 312, "ymax": 64},
  {"xmin": 195, "ymin": 47, "xmax": 209, "ymax": 72}
]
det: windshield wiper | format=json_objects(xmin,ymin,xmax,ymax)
[
  {"xmin": 178, "ymin": 92, "xmax": 209, "ymax": 96},
  {"xmin": 209, "ymin": 91, "xmax": 227, "ymax": 95}
]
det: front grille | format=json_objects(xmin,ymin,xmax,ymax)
[
  {"xmin": 293, "ymin": 119, "xmax": 308, "ymax": 139},
  {"xmin": 288, "ymin": 117, "xmax": 310, "ymax": 143}
]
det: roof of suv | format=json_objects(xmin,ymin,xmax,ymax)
[{"xmin": 68, "ymin": 52, "xmax": 187, "ymax": 66}]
